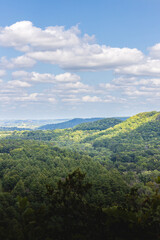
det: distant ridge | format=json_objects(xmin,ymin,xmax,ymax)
[
  {"xmin": 38, "ymin": 118, "xmax": 104, "ymax": 130},
  {"xmin": 73, "ymin": 118, "xmax": 123, "ymax": 131},
  {"xmin": 38, "ymin": 117, "xmax": 129, "ymax": 130},
  {"xmin": 0, "ymin": 127, "xmax": 31, "ymax": 131}
]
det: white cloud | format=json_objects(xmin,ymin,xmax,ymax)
[
  {"xmin": 12, "ymin": 71, "xmax": 80, "ymax": 83},
  {"xmin": 0, "ymin": 21, "xmax": 144, "ymax": 71},
  {"xmin": 0, "ymin": 21, "xmax": 82, "ymax": 52},
  {"xmin": 12, "ymin": 70, "xmax": 29, "ymax": 78},
  {"xmin": 48, "ymin": 97, "xmax": 56, "ymax": 103},
  {"xmin": 98, "ymin": 74, "xmax": 160, "ymax": 103},
  {"xmin": 0, "ymin": 95, "xmax": 10, "ymax": 103},
  {"xmin": 110, "ymin": 76, "xmax": 160, "ymax": 88},
  {"xmin": 10, "ymin": 56, "xmax": 36, "ymax": 68},
  {"xmin": 115, "ymin": 58, "xmax": 160, "ymax": 77},
  {"xmin": 112, "ymin": 76, "xmax": 138, "ymax": 85},
  {"xmin": 8, "ymin": 80, "xmax": 31, "ymax": 88},
  {"xmin": 0, "ymin": 69, "xmax": 6, "ymax": 77},
  {"xmin": 0, "ymin": 56, "xmax": 36, "ymax": 69},
  {"xmin": 58, "ymin": 81, "xmax": 89, "ymax": 90},
  {"xmin": 12, "ymin": 70, "xmax": 92, "ymax": 96},
  {"xmin": 82, "ymin": 95, "xmax": 122, "ymax": 103},
  {"xmin": 149, "ymin": 43, "xmax": 160, "ymax": 58},
  {"xmin": 148, "ymin": 78, "xmax": 160, "ymax": 86},
  {"xmin": 27, "ymin": 46, "xmax": 144, "ymax": 71},
  {"xmin": 124, "ymin": 89, "xmax": 157, "ymax": 97},
  {"xmin": 140, "ymin": 86, "xmax": 160, "ymax": 91},
  {"xmin": 51, "ymin": 81, "xmax": 92, "ymax": 94},
  {"xmin": 1, "ymin": 21, "xmax": 160, "ymax": 110},
  {"xmin": 82, "ymin": 95, "xmax": 103, "ymax": 102},
  {"xmin": 54, "ymin": 72, "xmax": 80, "ymax": 82},
  {"xmin": 61, "ymin": 97, "xmax": 80, "ymax": 103},
  {"xmin": 100, "ymin": 83, "xmax": 119, "ymax": 91},
  {"xmin": 15, "ymin": 93, "xmax": 40, "ymax": 102}
]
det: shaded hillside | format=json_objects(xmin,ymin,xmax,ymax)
[
  {"xmin": 73, "ymin": 118, "xmax": 122, "ymax": 131},
  {"xmin": 38, "ymin": 117, "xmax": 103, "ymax": 130}
]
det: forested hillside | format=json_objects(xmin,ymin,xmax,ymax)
[
  {"xmin": 0, "ymin": 111, "xmax": 160, "ymax": 239},
  {"xmin": 73, "ymin": 118, "xmax": 122, "ymax": 130}
]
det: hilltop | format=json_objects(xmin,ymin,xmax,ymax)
[{"xmin": 73, "ymin": 118, "xmax": 123, "ymax": 131}]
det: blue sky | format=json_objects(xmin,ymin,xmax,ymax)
[{"xmin": 0, "ymin": 0, "xmax": 160, "ymax": 119}]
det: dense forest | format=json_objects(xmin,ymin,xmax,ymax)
[{"xmin": 0, "ymin": 111, "xmax": 160, "ymax": 239}]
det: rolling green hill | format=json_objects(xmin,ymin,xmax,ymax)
[
  {"xmin": 82, "ymin": 111, "xmax": 159, "ymax": 144},
  {"xmin": 73, "ymin": 118, "xmax": 122, "ymax": 131},
  {"xmin": 5, "ymin": 111, "xmax": 160, "ymax": 175},
  {"xmin": 1, "ymin": 112, "xmax": 160, "ymax": 239}
]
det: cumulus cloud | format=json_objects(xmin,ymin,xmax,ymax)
[
  {"xmin": 0, "ymin": 69, "xmax": 6, "ymax": 77},
  {"xmin": 61, "ymin": 97, "xmax": 80, "ymax": 103},
  {"xmin": 81, "ymin": 95, "xmax": 118, "ymax": 103},
  {"xmin": 1, "ymin": 21, "xmax": 160, "ymax": 109},
  {"xmin": 12, "ymin": 71, "xmax": 80, "ymax": 83},
  {"xmin": 110, "ymin": 76, "xmax": 160, "ymax": 88},
  {"xmin": 0, "ymin": 21, "xmax": 95, "ymax": 68},
  {"xmin": 11, "ymin": 70, "xmax": 29, "ymax": 78},
  {"xmin": 27, "ymin": 47, "xmax": 144, "ymax": 71},
  {"xmin": 57, "ymin": 81, "xmax": 90, "ymax": 90},
  {"xmin": 100, "ymin": 74, "xmax": 160, "ymax": 101},
  {"xmin": 8, "ymin": 80, "xmax": 31, "ymax": 88},
  {"xmin": 149, "ymin": 43, "xmax": 160, "ymax": 58},
  {"xmin": 99, "ymin": 83, "xmax": 119, "ymax": 91},
  {"xmin": 0, "ymin": 21, "xmax": 144, "ymax": 71},
  {"xmin": 15, "ymin": 93, "xmax": 40, "ymax": 102},
  {"xmin": 0, "ymin": 56, "xmax": 36, "ymax": 69},
  {"xmin": 0, "ymin": 95, "xmax": 10, "ymax": 103},
  {"xmin": 125, "ymin": 89, "xmax": 156, "ymax": 97},
  {"xmin": 12, "ymin": 70, "xmax": 92, "ymax": 96},
  {"xmin": 82, "ymin": 95, "xmax": 102, "ymax": 102},
  {"xmin": 93, "ymin": 69, "xmax": 160, "ymax": 105},
  {"xmin": 54, "ymin": 72, "xmax": 80, "ymax": 82},
  {"xmin": 48, "ymin": 97, "xmax": 56, "ymax": 103},
  {"xmin": 0, "ymin": 90, "xmax": 41, "ymax": 104},
  {"xmin": 115, "ymin": 58, "xmax": 160, "ymax": 77},
  {"xmin": 50, "ymin": 81, "xmax": 92, "ymax": 95},
  {"xmin": 0, "ymin": 79, "xmax": 42, "ymax": 104},
  {"xmin": 0, "ymin": 21, "xmax": 82, "ymax": 52}
]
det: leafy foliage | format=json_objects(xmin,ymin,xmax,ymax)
[
  {"xmin": 0, "ymin": 111, "xmax": 160, "ymax": 239},
  {"xmin": 73, "ymin": 118, "xmax": 122, "ymax": 131}
]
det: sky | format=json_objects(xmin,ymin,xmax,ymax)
[{"xmin": 0, "ymin": 0, "xmax": 160, "ymax": 119}]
